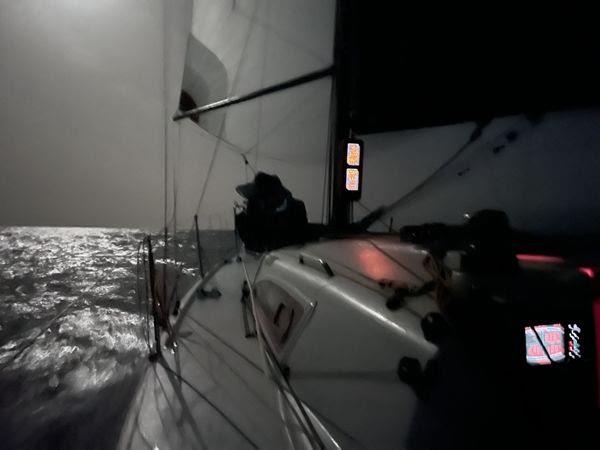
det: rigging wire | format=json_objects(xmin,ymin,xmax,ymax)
[
  {"xmin": 162, "ymin": 0, "xmax": 168, "ymax": 243},
  {"xmin": 356, "ymin": 200, "xmax": 396, "ymax": 231},
  {"xmin": 253, "ymin": 0, "xmax": 270, "ymax": 178},
  {"xmin": 188, "ymin": 75, "xmax": 327, "ymax": 219},
  {"xmin": 363, "ymin": 117, "xmax": 536, "ymax": 234},
  {"xmin": 193, "ymin": 2, "xmax": 260, "ymax": 218},
  {"xmin": 377, "ymin": 120, "xmax": 491, "ymax": 222},
  {"xmin": 168, "ymin": 73, "xmax": 327, "ymax": 231},
  {"xmin": 320, "ymin": 141, "xmax": 331, "ymax": 225},
  {"xmin": 177, "ymin": 333, "xmax": 294, "ymax": 427},
  {"xmin": 159, "ymin": 361, "xmax": 259, "ymax": 449},
  {"xmin": 136, "ymin": 238, "xmax": 152, "ymax": 352},
  {"xmin": 233, "ymin": 7, "xmax": 331, "ymax": 68},
  {"xmin": 150, "ymin": 364, "xmax": 208, "ymax": 450},
  {"xmin": 161, "ymin": 0, "xmax": 173, "ymax": 325},
  {"xmin": 168, "ymin": 122, "xmax": 183, "ymax": 308},
  {"xmin": 182, "ymin": 315, "xmax": 366, "ymax": 449},
  {"xmin": 242, "ymin": 154, "xmax": 257, "ymax": 177},
  {"xmin": 240, "ymin": 82, "xmax": 326, "ymax": 158},
  {"xmin": 241, "ymin": 259, "xmax": 325, "ymax": 449}
]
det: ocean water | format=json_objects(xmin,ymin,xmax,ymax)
[{"xmin": 0, "ymin": 226, "xmax": 236, "ymax": 450}]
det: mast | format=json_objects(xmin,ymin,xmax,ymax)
[{"xmin": 329, "ymin": 0, "xmax": 356, "ymax": 228}]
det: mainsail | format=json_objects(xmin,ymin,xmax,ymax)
[{"xmin": 170, "ymin": 0, "xmax": 336, "ymax": 231}]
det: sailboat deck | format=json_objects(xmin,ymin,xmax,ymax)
[{"xmin": 118, "ymin": 256, "xmax": 291, "ymax": 450}]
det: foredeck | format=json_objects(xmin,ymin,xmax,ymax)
[{"xmin": 118, "ymin": 256, "xmax": 291, "ymax": 450}]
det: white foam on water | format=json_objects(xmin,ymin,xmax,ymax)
[{"xmin": 0, "ymin": 226, "xmax": 236, "ymax": 449}]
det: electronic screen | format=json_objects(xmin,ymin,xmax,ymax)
[
  {"xmin": 343, "ymin": 139, "xmax": 363, "ymax": 200},
  {"xmin": 345, "ymin": 168, "xmax": 359, "ymax": 192},
  {"xmin": 346, "ymin": 142, "xmax": 361, "ymax": 166},
  {"xmin": 525, "ymin": 322, "xmax": 584, "ymax": 366}
]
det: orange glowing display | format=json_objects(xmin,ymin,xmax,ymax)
[
  {"xmin": 346, "ymin": 168, "xmax": 359, "ymax": 191},
  {"xmin": 342, "ymin": 139, "xmax": 363, "ymax": 199},
  {"xmin": 347, "ymin": 142, "xmax": 361, "ymax": 166}
]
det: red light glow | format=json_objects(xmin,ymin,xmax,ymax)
[
  {"xmin": 355, "ymin": 245, "xmax": 400, "ymax": 281},
  {"xmin": 516, "ymin": 254, "xmax": 565, "ymax": 264},
  {"xmin": 593, "ymin": 299, "xmax": 600, "ymax": 408},
  {"xmin": 579, "ymin": 267, "xmax": 597, "ymax": 278}
]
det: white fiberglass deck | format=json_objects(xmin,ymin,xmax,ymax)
[{"xmin": 118, "ymin": 256, "xmax": 292, "ymax": 450}]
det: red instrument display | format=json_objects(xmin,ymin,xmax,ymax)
[{"xmin": 525, "ymin": 322, "xmax": 584, "ymax": 366}]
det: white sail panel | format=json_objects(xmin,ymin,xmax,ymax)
[
  {"xmin": 172, "ymin": 0, "xmax": 335, "ymax": 230},
  {"xmin": 180, "ymin": 0, "xmax": 334, "ymax": 115},
  {"xmin": 188, "ymin": 0, "xmax": 333, "ymax": 92},
  {"xmin": 173, "ymin": 77, "xmax": 331, "ymax": 230},
  {"xmin": 359, "ymin": 110, "xmax": 600, "ymax": 235}
]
